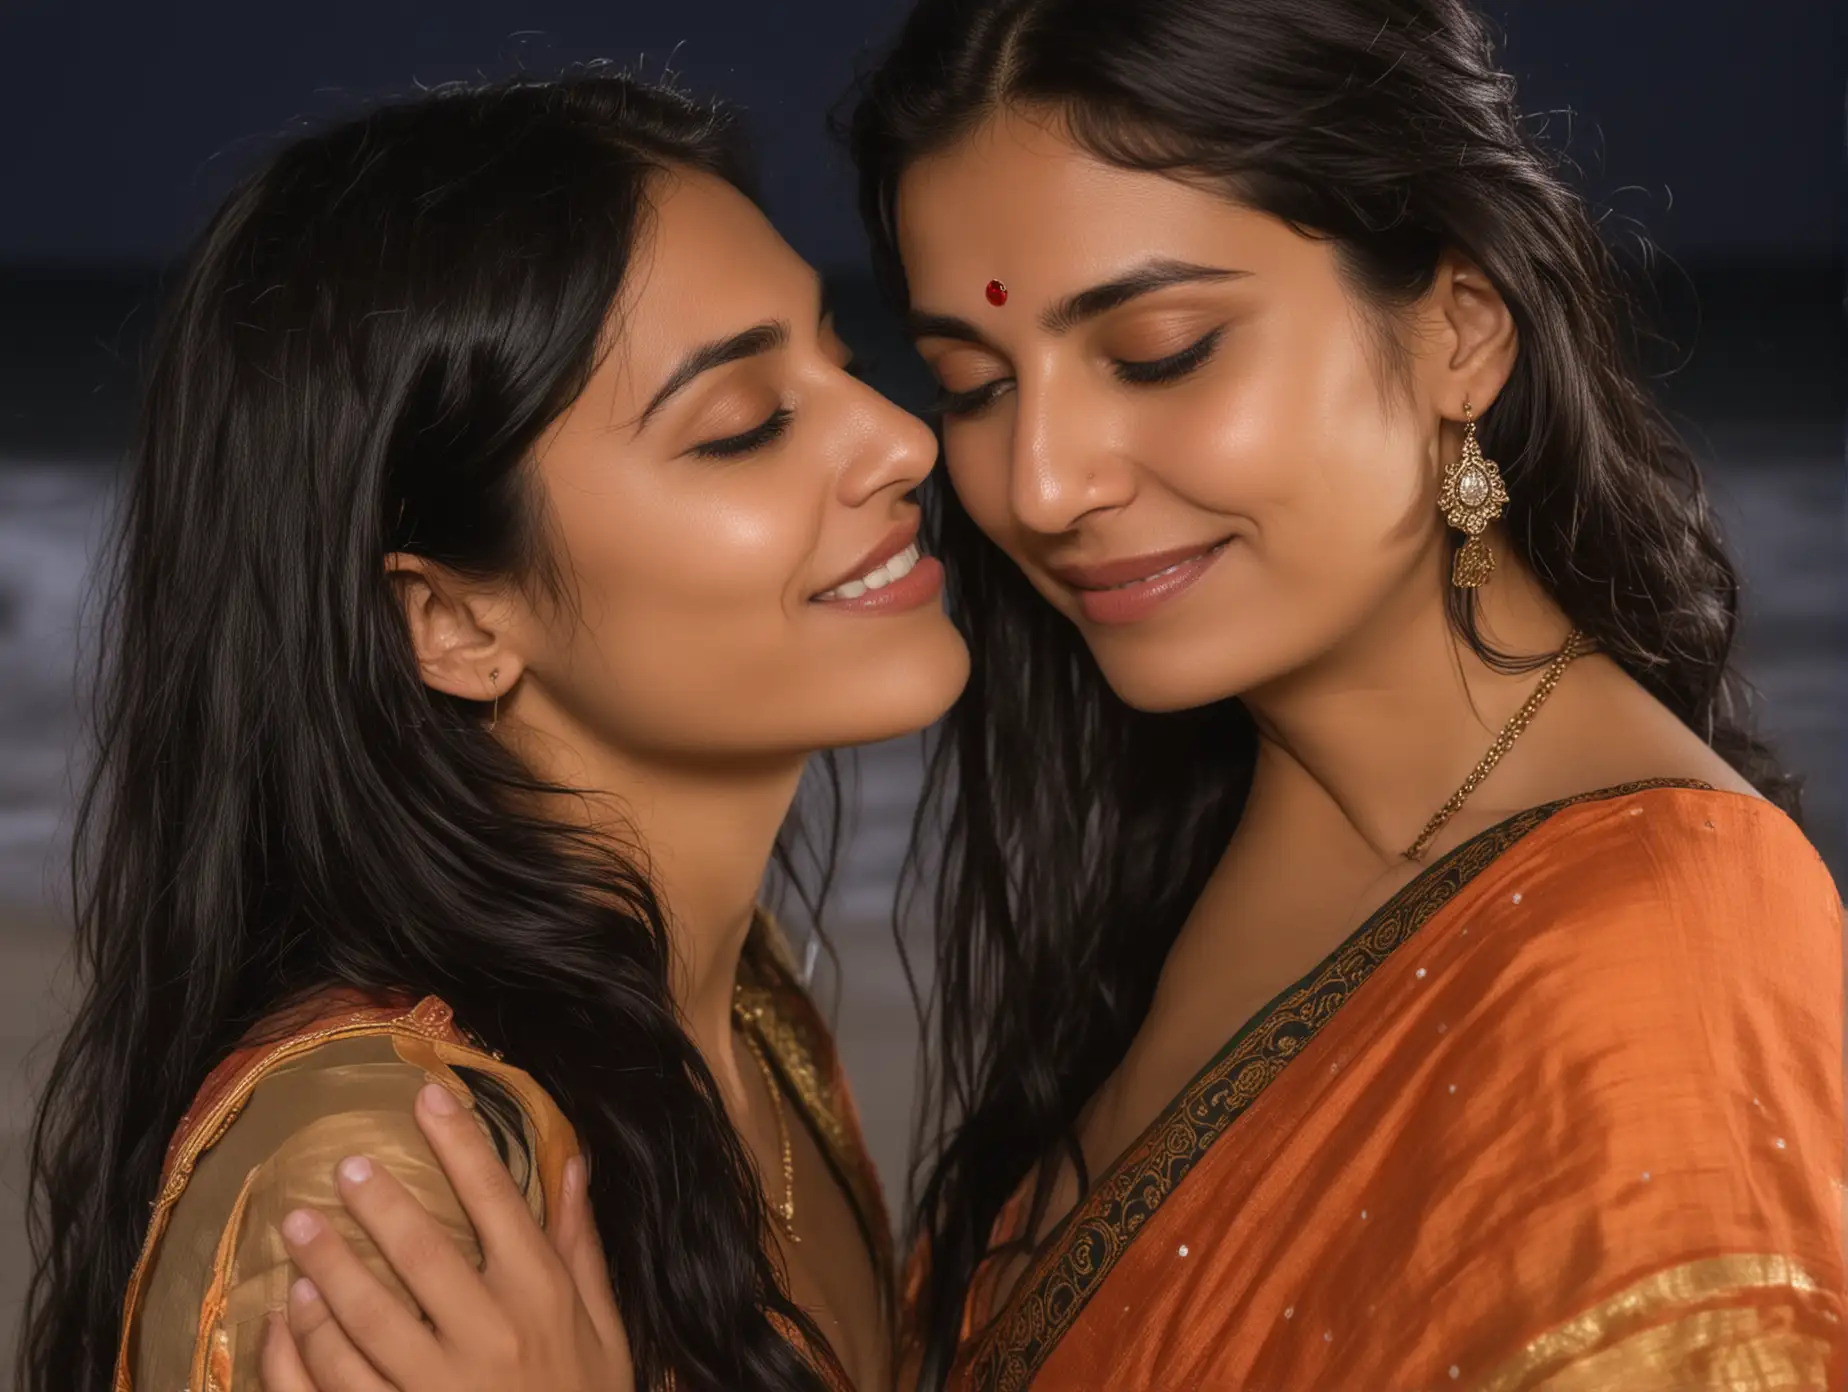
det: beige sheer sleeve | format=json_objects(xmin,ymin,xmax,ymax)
[{"xmin": 130, "ymin": 1033, "xmax": 535, "ymax": 1391}]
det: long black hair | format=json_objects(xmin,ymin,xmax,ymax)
[
  {"xmin": 846, "ymin": 0, "xmax": 1795, "ymax": 1379},
  {"xmin": 22, "ymin": 73, "xmax": 834, "ymax": 1392}
]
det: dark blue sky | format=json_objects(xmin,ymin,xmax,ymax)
[{"xmin": 0, "ymin": 0, "xmax": 1839, "ymax": 270}]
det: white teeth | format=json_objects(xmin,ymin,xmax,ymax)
[
  {"xmin": 1103, "ymin": 542, "xmax": 1229, "ymax": 590},
  {"xmin": 1107, "ymin": 558, "xmax": 1188, "ymax": 590},
  {"xmin": 819, "ymin": 542, "xmax": 921, "ymax": 600}
]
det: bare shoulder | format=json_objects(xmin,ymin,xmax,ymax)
[{"xmin": 1541, "ymin": 652, "xmax": 1764, "ymax": 797}]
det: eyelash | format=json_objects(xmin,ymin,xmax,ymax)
[
  {"xmin": 692, "ymin": 406, "xmax": 792, "ymax": 460},
  {"xmin": 1112, "ymin": 327, "xmax": 1226, "ymax": 386},
  {"xmin": 933, "ymin": 382, "xmax": 1007, "ymax": 419},
  {"xmin": 932, "ymin": 327, "xmax": 1226, "ymax": 419}
]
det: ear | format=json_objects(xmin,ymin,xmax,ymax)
[
  {"xmin": 387, "ymin": 553, "xmax": 523, "ymax": 705},
  {"xmin": 1426, "ymin": 250, "xmax": 1519, "ymax": 418}
]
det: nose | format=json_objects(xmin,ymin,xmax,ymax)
[
  {"xmin": 834, "ymin": 373, "xmax": 940, "ymax": 507},
  {"xmin": 1008, "ymin": 364, "xmax": 1134, "ymax": 535}
]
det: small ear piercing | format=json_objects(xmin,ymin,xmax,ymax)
[{"xmin": 487, "ymin": 668, "xmax": 500, "ymax": 731}]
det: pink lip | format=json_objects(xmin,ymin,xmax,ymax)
[
  {"xmin": 1049, "ymin": 539, "xmax": 1232, "ymax": 592},
  {"xmin": 1055, "ymin": 539, "xmax": 1232, "ymax": 626},
  {"xmin": 812, "ymin": 516, "xmax": 921, "ymax": 600},
  {"xmin": 814, "ymin": 555, "xmax": 945, "ymax": 614}
]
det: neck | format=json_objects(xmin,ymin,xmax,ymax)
[
  {"xmin": 1241, "ymin": 544, "xmax": 1575, "ymax": 867},
  {"xmin": 501, "ymin": 705, "xmax": 807, "ymax": 1073}
]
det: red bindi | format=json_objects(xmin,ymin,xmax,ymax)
[{"xmin": 985, "ymin": 279, "xmax": 1008, "ymax": 306}]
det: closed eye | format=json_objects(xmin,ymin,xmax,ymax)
[
  {"xmin": 690, "ymin": 407, "xmax": 793, "ymax": 460},
  {"xmin": 932, "ymin": 379, "xmax": 1012, "ymax": 419},
  {"xmin": 1112, "ymin": 326, "xmax": 1225, "ymax": 386}
]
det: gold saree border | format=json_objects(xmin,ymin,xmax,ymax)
[
  {"xmin": 191, "ymin": 1163, "xmax": 259, "ymax": 1392},
  {"xmin": 737, "ymin": 911, "xmax": 896, "ymax": 1389},
  {"xmin": 1474, "ymin": 1253, "xmax": 1835, "ymax": 1391},
  {"xmin": 736, "ymin": 913, "xmax": 896, "ymax": 1292},
  {"xmin": 960, "ymin": 779, "xmax": 1712, "ymax": 1392}
]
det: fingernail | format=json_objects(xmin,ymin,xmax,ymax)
[
  {"xmin": 420, "ymin": 1082, "xmax": 459, "ymax": 1116},
  {"xmin": 281, "ymin": 1209, "xmax": 322, "ymax": 1245},
  {"xmin": 338, "ymin": 1155, "xmax": 373, "ymax": 1185},
  {"xmin": 564, "ymin": 1154, "xmax": 585, "ymax": 1198},
  {"xmin": 291, "ymin": 1277, "xmax": 320, "ymax": 1308}
]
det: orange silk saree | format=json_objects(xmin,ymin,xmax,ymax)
[{"xmin": 951, "ymin": 783, "xmax": 1845, "ymax": 1390}]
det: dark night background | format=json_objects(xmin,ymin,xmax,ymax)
[
  {"xmin": 0, "ymin": 0, "xmax": 1842, "ymax": 447},
  {"xmin": 0, "ymin": 2, "xmax": 1842, "ymax": 1376},
  {"xmin": 0, "ymin": 0, "xmax": 1839, "ymax": 268}
]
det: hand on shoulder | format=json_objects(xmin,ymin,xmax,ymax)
[{"xmin": 262, "ymin": 1081, "xmax": 632, "ymax": 1392}]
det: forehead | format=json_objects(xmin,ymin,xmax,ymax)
[
  {"xmin": 895, "ymin": 109, "xmax": 1289, "ymax": 308},
  {"xmin": 613, "ymin": 169, "xmax": 813, "ymax": 383}
]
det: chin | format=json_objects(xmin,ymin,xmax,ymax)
[
  {"xmin": 1086, "ymin": 633, "xmax": 1264, "ymax": 714},
  {"xmin": 820, "ymin": 624, "xmax": 971, "ymax": 749}
]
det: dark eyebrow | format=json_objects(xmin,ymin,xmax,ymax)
[
  {"xmin": 906, "ymin": 310, "xmax": 987, "ymax": 346},
  {"xmin": 1039, "ymin": 259, "xmax": 1245, "ymax": 334},
  {"xmin": 906, "ymin": 259, "xmax": 1245, "ymax": 349},
  {"xmin": 638, "ymin": 320, "xmax": 790, "ymax": 428}
]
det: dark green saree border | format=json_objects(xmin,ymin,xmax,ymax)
[{"xmin": 961, "ymin": 779, "xmax": 1711, "ymax": 1392}]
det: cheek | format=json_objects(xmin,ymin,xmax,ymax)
[
  {"xmin": 1293, "ymin": 320, "xmax": 1429, "ymax": 529},
  {"xmin": 541, "ymin": 463, "xmax": 967, "ymax": 758},
  {"xmin": 540, "ymin": 469, "xmax": 816, "ymax": 695},
  {"xmin": 1153, "ymin": 319, "xmax": 1427, "ymax": 554},
  {"xmin": 578, "ymin": 495, "xmax": 788, "ymax": 613}
]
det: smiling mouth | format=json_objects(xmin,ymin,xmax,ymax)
[
  {"xmin": 1083, "ymin": 540, "xmax": 1231, "ymax": 590},
  {"xmin": 814, "ymin": 542, "xmax": 925, "ymax": 601},
  {"xmin": 1057, "ymin": 537, "xmax": 1234, "ymax": 592},
  {"xmin": 1055, "ymin": 536, "xmax": 1235, "ymax": 626}
]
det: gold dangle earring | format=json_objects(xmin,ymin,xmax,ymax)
[
  {"xmin": 1439, "ymin": 402, "xmax": 1509, "ymax": 588},
  {"xmin": 487, "ymin": 668, "xmax": 500, "ymax": 731}
]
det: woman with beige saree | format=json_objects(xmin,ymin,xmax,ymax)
[{"xmin": 19, "ymin": 72, "xmax": 971, "ymax": 1392}]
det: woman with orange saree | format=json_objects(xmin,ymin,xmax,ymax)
[{"xmin": 846, "ymin": 0, "xmax": 1847, "ymax": 1386}]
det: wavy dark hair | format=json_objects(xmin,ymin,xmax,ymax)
[
  {"xmin": 21, "ymin": 73, "xmax": 836, "ymax": 1392},
  {"xmin": 846, "ymin": 0, "xmax": 1795, "ymax": 1380}
]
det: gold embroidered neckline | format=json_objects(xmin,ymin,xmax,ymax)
[
  {"xmin": 735, "ymin": 988, "xmax": 799, "ymax": 1242},
  {"xmin": 960, "ymin": 778, "xmax": 1716, "ymax": 1391}
]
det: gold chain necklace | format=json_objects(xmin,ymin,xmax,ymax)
[
  {"xmin": 734, "ymin": 1001, "xmax": 799, "ymax": 1243},
  {"xmin": 1402, "ymin": 630, "xmax": 1588, "ymax": 862}
]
